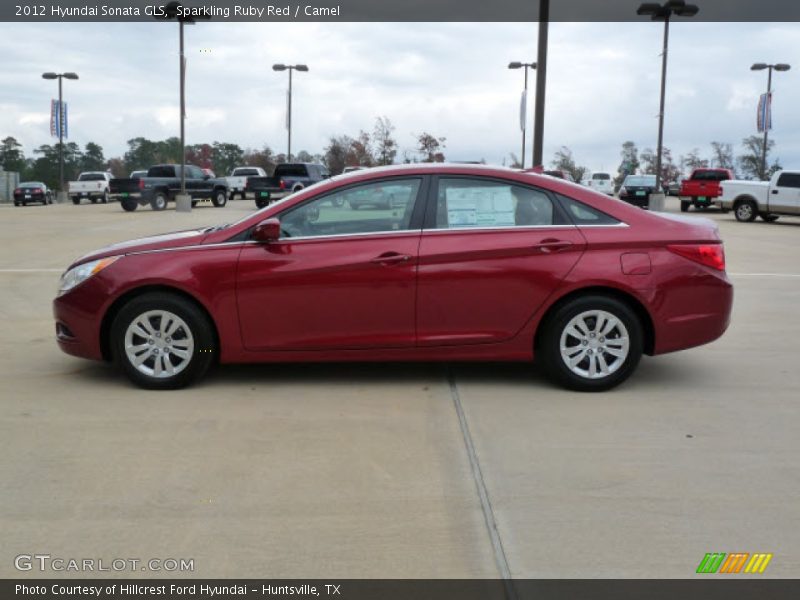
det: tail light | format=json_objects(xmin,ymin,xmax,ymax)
[
  {"xmin": 279, "ymin": 180, "xmax": 286, "ymax": 190},
  {"xmin": 35, "ymin": 188, "xmax": 43, "ymax": 193},
  {"xmin": 667, "ymin": 243, "xmax": 726, "ymax": 271},
  {"xmin": 14, "ymin": 188, "xmax": 21, "ymax": 194},
  {"xmin": 138, "ymin": 178, "xmax": 145, "ymax": 190}
]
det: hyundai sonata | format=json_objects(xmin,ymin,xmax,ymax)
[{"xmin": 53, "ymin": 164, "xmax": 733, "ymax": 391}]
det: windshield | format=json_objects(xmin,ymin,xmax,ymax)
[
  {"xmin": 233, "ymin": 168, "xmax": 260, "ymax": 176},
  {"xmin": 592, "ymin": 173, "xmax": 610, "ymax": 180},
  {"xmin": 624, "ymin": 176, "xmax": 656, "ymax": 186},
  {"xmin": 20, "ymin": 182, "xmax": 44, "ymax": 188}
]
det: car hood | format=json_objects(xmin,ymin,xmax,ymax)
[{"xmin": 70, "ymin": 229, "xmax": 209, "ymax": 268}]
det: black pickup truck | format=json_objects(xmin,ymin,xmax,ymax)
[
  {"xmin": 109, "ymin": 164, "xmax": 229, "ymax": 211},
  {"xmin": 247, "ymin": 163, "xmax": 330, "ymax": 209}
]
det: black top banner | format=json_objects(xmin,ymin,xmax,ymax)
[{"xmin": 3, "ymin": 0, "xmax": 800, "ymax": 22}]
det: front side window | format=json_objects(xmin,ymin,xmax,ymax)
[
  {"xmin": 435, "ymin": 178, "xmax": 555, "ymax": 229},
  {"xmin": 278, "ymin": 178, "xmax": 421, "ymax": 239},
  {"xmin": 776, "ymin": 172, "xmax": 800, "ymax": 188}
]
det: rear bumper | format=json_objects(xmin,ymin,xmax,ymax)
[{"xmin": 619, "ymin": 195, "xmax": 650, "ymax": 208}]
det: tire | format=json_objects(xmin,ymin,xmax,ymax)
[
  {"xmin": 255, "ymin": 197, "xmax": 269, "ymax": 209},
  {"xmin": 90, "ymin": 198, "xmax": 98, "ymax": 204},
  {"xmin": 680, "ymin": 200, "xmax": 690, "ymax": 212},
  {"xmin": 212, "ymin": 189, "xmax": 227, "ymax": 207},
  {"xmin": 110, "ymin": 292, "xmax": 216, "ymax": 390},
  {"xmin": 292, "ymin": 185, "xmax": 304, "ymax": 194},
  {"xmin": 734, "ymin": 199, "xmax": 757, "ymax": 222},
  {"xmin": 191, "ymin": 200, "xmax": 199, "ymax": 208},
  {"xmin": 150, "ymin": 191, "xmax": 168, "ymax": 211},
  {"xmin": 240, "ymin": 191, "xmax": 247, "ymax": 200},
  {"xmin": 71, "ymin": 197, "xmax": 80, "ymax": 205},
  {"xmin": 760, "ymin": 213, "xmax": 780, "ymax": 223},
  {"xmin": 14, "ymin": 201, "xmax": 20, "ymax": 207},
  {"xmin": 537, "ymin": 295, "xmax": 643, "ymax": 392},
  {"xmin": 121, "ymin": 198, "xmax": 138, "ymax": 212},
  {"xmin": 101, "ymin": 191, "xmax": 109, "ymax": 204}
]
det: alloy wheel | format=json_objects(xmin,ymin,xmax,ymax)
[{"xmin": 559, "ymin": 310, "xmax": 630, "ymax": 380}]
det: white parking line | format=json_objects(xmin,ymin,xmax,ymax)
[
  {"xmin": 0, "ymin": 269, "xmax": 62, "ymax": 273},
  {"xmin": 728, "ymin": 273, "xmax": 800, "ymax": 278}
]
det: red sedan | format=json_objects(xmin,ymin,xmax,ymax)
[{"xmin": 53, "ymin": 164, "xmax": 733, "ymax": 391}]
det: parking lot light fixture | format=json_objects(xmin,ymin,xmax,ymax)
[
  {"xmin": 41, "ymin": 71, "xmax": 80, "ymax": 195},
  {"xmin": 508, "ymin": 61, "xmax": 536, "ymax": 169},
  {"xmin": 273, "ymin": 64, "xmax": 309, "ymax": 162},
  {"xmin": 751, "ymin": 62, "xmax": 791, "ymax": 179},
  {"xmin": 637, "ymin": 0, "xmax": 699, "ymax": 190}
]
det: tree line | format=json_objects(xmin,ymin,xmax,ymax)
[
  {"xmin": 0, "ymin": 116, "xmax": 450, "ymax": 190},
  {"xmin": 547, "ymin": 135, "xmax": 782, "ymax": 186}
]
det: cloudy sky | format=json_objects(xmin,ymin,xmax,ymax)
[{"xmin": 1, "ymin": 21, "xmax": 798, "ymax": 173}]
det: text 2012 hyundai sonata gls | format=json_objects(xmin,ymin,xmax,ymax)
[{"xmin": 53, "ymin": 164, "xmax": 733, "ymax": 391}]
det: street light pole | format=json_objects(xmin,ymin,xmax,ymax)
[
  {"xmin": 42, "ymin": 71, "xmax": 79, "ymax": 196},
  {"xmin": 273, "ymin": 64, "xmax": 309, "ymax": 163},
  {"xmin": 751, "ymin": 62, "xmax": 790, "ymax": 180},
  {"xmin": 179, "ymin": 18, "xmax": 186, "ymax": 194},
  {"xmin": 637, "ymin": 1, "xmax": 699, "ymax": 190},
  {"xmin": 532, "ymin": 0, "xmax": 549, "ymax": 168},
  {"xmin": 508, "ymin": 62, "xmax": 536, "ymax": 169}
]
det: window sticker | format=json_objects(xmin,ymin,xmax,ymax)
[{"xmin": 445, "ymin": 186, "xmax": 516, "ymax": 227}]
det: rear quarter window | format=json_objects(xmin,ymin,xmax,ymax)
[{"xmin": 556, "ymin": 194, "xmax": 621, "ymax": 225}]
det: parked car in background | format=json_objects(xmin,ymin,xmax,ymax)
[
  {"xmin": 226, "ymin": 166, "xmax": 266, "ymax": 200},
  {"xmin": 665, "ymin": 180, "xmax": 682, "ymax": 196},
  {"xmin": 343, "ymin": 166, "xmax": 366, "ymax": 174},
  {"xmin": 130, "ymin": 170, "xmax": 148, "ymax": 179},
  {"xmin": 53, "ymin": 164, "xmax": 732, "ymax": 393},
  {"xmin": 13, "ymin": 182, "xmax": 53, "ymax": 206},
  {"xmin": 618, "ymin": 174, "xmax": 658, "ymax": 208},
  {"xmin": 108, "ymin": 164, "xmax": 229, "ymax": 211},
  {"xmin": 719, "ymin": 170, "xmax": 800, "ymax": 222},
  {"xmin": 68, "ymin": 172, "xmax": 112, "ymax": 205},
  {"xmin": 248, "ymin": 163, "xmax": 331, "ymax": 208},
  {"xmin": 678, "ymin": 168, "xmax": 734, "ymax": 212},
  {"xmin": 584, "ymin": 172, "xmax": 614, "ymax": 195}
]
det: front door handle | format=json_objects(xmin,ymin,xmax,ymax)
[
  {"xmin": 371, "ymin": 252, "xmax": 411, "ymax": 265},
  {"xmin": 772, "ymin": 189, "xmax": 779, "ymax": 194},
  {"xmin": 532, "ymin": 238, "xmax": 573, "ymax": 254}
]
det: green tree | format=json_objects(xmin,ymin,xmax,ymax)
[
  {"xmin": 737, "ymin": 135, "xmax": 778, "ymax": 180},
  {"xmin": 416, "ymin": 132, "xmax": 446, "ymax": 163},
  {"xmin": 295, "ymin": 150, "xmax": 314, "ymax": 163},
  {"xmin": 211, "ymin": 142, "xmax": 244, "ymax": 176},
  {"xmin": 615, "ymin": 141, "xmax": 640, "ymax": 187},
  {"xmin": 243, "ymin": 145, "xmax": 277, "ymax": 175},
  {"xmin": 373, "ymin": 116, "xmax": 397, "ymax": 166},
  {"xmin": 322, "ymin": 135, "xmax": 353, "ymax": 175},
  {"xmin": 80, "ymin": 142, "xmax": 106, "ymax": 172},
  {"xmin": 551, "ymin": 146, "xmax": 587, "ymax": 183},
  {"xmin": 683, "ymin": 148, "xmax": 709, "ymax": 172},
  {"xmin": 0, "ymin": 136, "xmax": 26, "ymax": 174}
]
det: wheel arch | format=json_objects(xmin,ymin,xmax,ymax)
[
  {"xmin": 99, "ymin": 284, "xmax": 220, "ymax": 362},
  {"xmin": 533, "ymin": 285, "xmax": 656, "ymax": 356},
  {"xmin": 732, "ymin": 194, "xmax": 758, "ymax": 208}
]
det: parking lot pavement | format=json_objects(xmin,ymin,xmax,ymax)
[{"xmin": 0, "ymin": 199, "xmax": 798, "ymax": 578}]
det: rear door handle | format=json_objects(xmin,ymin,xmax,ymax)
[
  {"xmin": 371, "ymin": 252, "xmax": 411, "ymax": 265},
  {"xmin": 532, "ymin": 239, "xmax": 573, "ymax": 253}
]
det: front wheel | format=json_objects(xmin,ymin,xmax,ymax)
[
  {"xmin": 734, "ymin": 200, "xmax": 757, "ymax": 222},
  {"xmin": 212, "ymin": 189, "xmax": 227, "ymax": 207},
  {"xmin": 760, "ymin": 213, "xmax": 780, "ymax": 223},
  {"xmin": 71, "ymin": 197, "xmax": 80, "ymax": 205},
  {"xmin": 150, "ymin": 192, "xmax": 168, "ymax": 211},
  {"xmin": 110, "ymin": 292, "xmax": 216, "ymax": 390},
  {"xmin": 537, "ymin": 295, "xmax": 643, "ymax": 392},
  {"xmin": 101, "ymin": 192, "xmax": 109, "ymax": 204}
]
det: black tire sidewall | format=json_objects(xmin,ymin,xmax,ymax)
[
  {"xmin": 110, "ymin": 292, "xmax": 216, "ymax": 390},
  {"xmin": 212, "ymin": 190, "xmax": 227, "ymax": 207},
  {"xmin": 151, "ymin": 193, "xmax": 167, "ymax": 211},
  {"xmin": 539, "ymin": 295, "xmax": 644, "ymax": 392}
]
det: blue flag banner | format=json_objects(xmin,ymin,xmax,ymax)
[
  {"xmin": 757, "ymin": 92, "xmax": 771, "ymax": 133},
  {"xmin": 50, "ymin": 99, "xmax": 69, "ymax": 138}
]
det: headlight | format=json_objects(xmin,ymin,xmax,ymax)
[{"xmin": 58, "ymin": 256, "xmax": 120, "ymax": 296}]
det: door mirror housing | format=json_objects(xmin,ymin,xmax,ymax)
[{"xmin": 252, "ymin": 218, "xmax": 281, "ymax": 242}]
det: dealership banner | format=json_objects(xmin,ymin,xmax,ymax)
[
  {"xmin": 4, "ymin": 579, "xmax": 800, "ymax": 600},
  {"xmin": 757, "ymin": 92, "xmax": 772, "ymax": 133},
  {"xmin": 49, "ymin": 99, "xmax": 68, "ymax": 138},
  {"xmin": 4, "ymin": 0, "xmax": 800, "ymax": 22}
]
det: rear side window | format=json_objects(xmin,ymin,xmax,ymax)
[
  {"xmin": 276, "ymin": 164, "xmax": 309, "ymax": 177},
  {"xmin": 78, "ymin": 173, "xmax": 106, "ymax": 181},
  {"xmin": 776, "ymin": 172, "xmax": 800, "ymax": 188},
  {"xmin": 435, "ymin": 178, "xmax": 557, "ymax": 228},
  {"xmin": 692, "ymin": 170, "xmax": 729, "ymax": 181},
  {"xmin": 148, "ymin": 166, "xmax": 175, "ymax": 178},
  {"xmin": 592, "ymin": 173, "xmax": 611, "ymax": 180},
  {"xmin": 556, "ymin": 194, "xmax": 620, "ymax": 225}
]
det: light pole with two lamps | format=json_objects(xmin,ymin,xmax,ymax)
[
  {"xmin": 272, "ymin": 64, "xmax": 309, "ymax": 162},
  {"xmin": 41, "ymin": 71, "xmax": 79, "ymax": 198},
  {"xmin": 751, "ymin": 62, "xmax": 790, "ymax": 180},
  {"xmin": 508, "ymin": 61, "xmax": 536, "ymax": 169}
]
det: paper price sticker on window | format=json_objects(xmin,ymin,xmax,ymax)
[{"xmin": 446, "ymin": 186, "xmax": 515, "ymax": 227}]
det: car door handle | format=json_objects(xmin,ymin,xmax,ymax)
[
  {"xmin": 532, "ymin": 239, "xmax": 573, "ymax": 253},
  {"xmin": 371, "ymin": 252, "xmax": 411, "ymax": 265},
  {"xmin": 772, "ymin": 189, "xmax": 779, "ymax": 194}
]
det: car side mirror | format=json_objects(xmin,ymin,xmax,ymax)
[{"xmin": 252, "ymin": 218, "xmax": 281, "ymax": 243}]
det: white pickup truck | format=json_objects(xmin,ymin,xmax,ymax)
[
  {"xmin": 719, "ymin": 170, "xmax": 800, "ymax": 222},
  {"xmin": 68, "ymin": 171, "xmax": 113, "ymax": 205},
  {"xmin": 226, "ymin": 166, "xmax": 266, "ymax": 200}
]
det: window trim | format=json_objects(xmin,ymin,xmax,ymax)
[{"xmin": 424, "ymin": 175, "xmax": 571, "ymax": 231}]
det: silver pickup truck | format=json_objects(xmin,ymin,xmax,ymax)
[{"xmin": 719, "ymin": 170, "xmax": 800, "ymax": 222}]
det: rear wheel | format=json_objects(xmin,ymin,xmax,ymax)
[
  {"xmin": 538, "ymin": 295, "xmax": 643, "ymax": 392},
  {"xmin": 150, "ymin": 192, "xmax": 168, "ymax": 211},
  {"xmin": 734, "ymin": 199, "xmax": 757, "ymax": 222},
  {"xmin": 91, "ymin": 197, "xmax": 98, "ymax": 204},
  {"xmin": 121, "ymin": 198, "xmax": 138, "ymax": 212},
  {"xmin": 680, "ymin": 200, "xmax": 690, "ymax": 212},
  {"xmin": 760, "ymin": 213, "xmax": 780, "ymax": 223},
  {"xmin": 191, "ymin": 200, "xmax": 199, "ymax": 208},
  {"xmin": 101, "ymin": 191, "xmax": 109, "ymax": 204},
  {"xmin": 71, "ymin": 197, "xmax": 80, "ymax": 205},
  {"xmin": 255, "ymin": 197, "xmax": 269, "ymax": 209},
  {"xmin": 212, "ymin": 189, "xmax": 227, "ymax": 207},
  {"xmin": 110, "ymin": 292, "xmax": 216, "ymax": 390}
]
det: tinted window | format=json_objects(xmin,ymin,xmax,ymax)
[
  {"xmin": 556, "ymin": 194, "xmax": 620, "ymax": 225},
  {"xmin": 776, "ymin": 172, "xmax": 800, "ymax": 188},
  {"xmin": 279, "ymin": 179, "xmax": 421, "ymax": 239},
  {"xmin": 78, "ymin": 173, "xmax": 106, "ymax": 181},
  {"xmin": 148, "ymin": 166, "xmax": 176, "ymax": 178},
  {"xmin": 435, "ymin": 178, "xmax": 555, "ymax": 228},
  {"xmin": 623, "ymin": 176, "xmax": 657, "ymax": 187},
  {"xmin": 592, "ymin": 173, "xmax": 611, "ymax": 180},
  {"xmin": 20, "ymin": 182, "xmax": 44, "ymax": 188},
  {"xmin": 233, "ymin": 168, "xmax": 260, "ymax": 176},
  {"xmin": 187, "ymin": 166, "xmax": 204, "ymax": 179},
  {"xmin": 275, "ymin": 164, "xmax": 309, "ymax": 177},
  {"xmin": 692, "ymin": 170, "xmax": 730, "ymax": 181}
]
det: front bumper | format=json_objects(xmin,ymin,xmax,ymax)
[{"xmin": 53, "ymin": 277, "xmax": 111, "ymax": 361}]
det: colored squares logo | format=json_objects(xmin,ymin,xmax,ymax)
[{"xmin": 697, "ymin": 553, "xmax": 773, "ymax": 574}]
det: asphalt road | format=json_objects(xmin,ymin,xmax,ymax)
[{"xmin": 0, "ymin": 197, "xmax": 797, "ymax": 578}]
